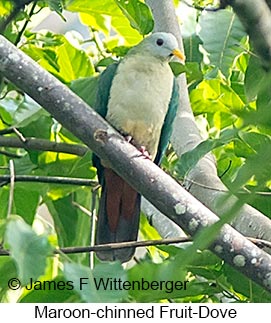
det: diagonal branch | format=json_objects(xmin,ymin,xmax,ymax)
[{"xmin": 0, "ymin": 35, "xmax": 271, "ymax": 292}]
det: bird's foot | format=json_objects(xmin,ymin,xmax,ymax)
[
  {"xmin": 138, "ymin": 145, "xmax": 152, "ymax": 160},
  {"xmin": 124, "ymin": 135, "xmax": 133, "ymax": 143},
  {"xmin": 123, "ymin": 135, "xmax": 152, "ymax": 160}
]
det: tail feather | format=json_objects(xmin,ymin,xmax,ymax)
[{"xmin": 96, "ymin": 168, "xmax": 140, "ymax": 263}]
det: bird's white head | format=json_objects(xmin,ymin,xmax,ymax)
[{"xmin": 131, "ymin": 32, "xmax": 185, "ymax": 62}]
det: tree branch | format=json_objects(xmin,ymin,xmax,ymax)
[
  {"xmin": 0, "ymin": 136, "xmax": 88, "ymax": 156},
  {"xmin": 0, "ymin": 175, "xmax": 97, "ymax": 187},
  {"xmin": 0, "ymin": 236, "xmax": 270, "ymax": 256},
  {"xmin": 1, "ymin": 35, "xmax": 271, "ymax": 292},
  {"xmin": 224, "ymin": 0, "xmax": 271, "ymax": 69}
]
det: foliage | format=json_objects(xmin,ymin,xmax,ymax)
[{"xmin": 0, "ymin": 0, "xmax": 271, "ymax": 303}]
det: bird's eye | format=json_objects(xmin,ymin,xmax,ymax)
[{"xmin": 156, "ymin": 38, "xmax": 164, "ymax": 46}]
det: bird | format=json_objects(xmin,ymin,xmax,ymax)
[{"xmin": 93, "ymin": 32, "xmax": 185, "ymax": 263}]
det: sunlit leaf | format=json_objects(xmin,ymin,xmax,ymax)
[
  {"xmin": 115, "ymin": 0, "xmax": 154, "ymax": 35},
  {"xmin": 199, "ymin": 10, "xmax": 246, "ymax": 78},
  {"xmin": 190, "ymin": 79, "xmax": 245, "ymax": 115},
  {"xmin": 176, "ymin": 128, "xmax": 239, "ymax": 178}
]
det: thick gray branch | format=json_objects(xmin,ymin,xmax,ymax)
[{"xmin": 0, "ymin": 36, "xmax": 271, "ymax": 292}]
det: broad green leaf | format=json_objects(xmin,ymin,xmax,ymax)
[
  {"xmin": 115, "ymin": 0, "xmax": 154, "ymax": 35},
  {"xmin": 12, "ymin": 185, "xmax": 40, "ymax": 225},
  {"xmin": 232, "ymin": 142, "xmax": 271, "ymax": 190},
  {"xmin": 223, "ymin": 264, "xmax": 271, "ymax": 302},
  {"xmin": 15, "ymin": 95, "xmax": 48, "ymax": 127},
  {"xmin": 127, "ymin": 260, "xmax": 217, "ymax": 301},
  {"xmin": 46, "ymin": 0, "xmax": 65, "ymax": 18},
  {"xmin": 183, "ymin": 34, "xmax": 203, "ymax": 63},
  {"xmin": 23, "ymin": 35, "xmax": 94, "ymax": 83},
  {"xmin": 0, "ymin": 1, "xmax": 12, "ymax": 15},
  {"xmin": 46, "ymin": 193, "xmax": 90, "ymax": 248},
  {"xmin": 64, "ymin": 262, "xmax": 128, "ymax": 302},
  {"xmin": 245, "ymin": 55, "xmax": 268, "ymax": 102},
  {"xmin": 66, "ymin": 0, "xmax": 119, "ymax": 15},
  {"xmin": 199, "ymin": 10, "xmax": 246, "ymax": 78},
  {"xmin": 67, "ymin": 0, "xmax": 142, "ymax": 45},
  {"xmin": 176, "ymin": 128, "xmax": 238, "ymax": 178},
  {"xmin": 190, "ymin": 79, "xmax": 245, "ymax": 115},
  {"xmin": 0, "ymin": 258, "xmax": 18, "ymax": 293},
  {"xmin": 46, "ymin": 197, "xmax": 81, "ymax": 247},
  {"xmin": 170, "ymin": 62, "xmax": 202, "ymax": 86},
  {"xmin": 0, "ymin": 106, "xmax": 12, "ymax": 124},
  {"xmin": 70, "ymin": 76, "xmax": 99, "ymax": 108},
  {"xmin": 5, "ymin": 216, "xmax": 52, "ymax": 285}
]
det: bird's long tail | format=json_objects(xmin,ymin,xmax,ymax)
[{"xmin": 95, "ymin": 168, "xmax": 141, "ymax": 263}]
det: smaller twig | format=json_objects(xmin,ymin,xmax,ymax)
[
  {"xmin": 72, "ymin": 201, "xmax": 93, "ymax": 217},
  {"xmin": 0, "ymin": 136, "xmax": 88, "ymax": 156},
  {"xmin": 0, "ymin": 175, "xmax": 98, "ymax": 187},
  {"xmin": 0, "ymin": 150, "xmax": 22, "ymax": 158},
  {"xmin": 247, "ymin": 237, "xmax": 271, "ymax": 249},
  {"xmin": 0, "ymin": 128, "xmax": 15, "ymax": 135},
  {"xmin": 0, "ymin": 236, "xmax": 270, "ymax": 257},
  {"xmin": 184, "ymin": 178, "xmax": 271, "ymax": 197},
  {"xmin": 14, "ymin": 1, "xmax": 37, "ymax": 46},
  {"xmin": 0, "ymin": 237, "xmax": 192, "ymax": 256},
  {"xmin": 90, "ymin": 189, "xmax": 98, "ymax": 269},
  {"xmin": 56, "ymin": 237, "xmax": 192, "ymax": 255},
  {"xmin": 13, "ymin": 127, "xmax": 27, "ymax": 143},
  {"xmin": 7, "ymin": 160, "xmax": 15, "ymax": 217}
]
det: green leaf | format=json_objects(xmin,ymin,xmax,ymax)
[
  {"xmin": 23, "ymin": 35, "xmax": 94, "ymax": 83},
  {"xmin": 64, "ymin": 262, "xmax": 128, "ymax": 302},
  {"xmin": 0, "ymin": 257, "xmax": 18, "ymax": 297},
  {"xmin": 245, "ymin": 55, "xmax": 268, "ymax": 102},
  {"xmin": 232, "ymin": 140, "xmax": 271, "ymax": 190},
  {"xmin": 70, "ymin": 76, "xmax": 99, "ymax": 108},
  {"xmin": 176, "ymin": 128, "xmax": 238, "ymax": 178},
  {"xmin": 12, "ymin": 185, "xmax": 40, "ymax": 225},
  {"xmin": 15, "ymin": 96, "xmax": 48, "ymax": 127},
  {"xmin": 223, "ymin": 264, "xmax": 271, "ymax": 302},
  {"xmin": 0, "ymin": 106, "xmax": 12, "ymax": 124},
  {"xmin": 115, "ymin": 0, "xmax": 154, "ymax": 35},
  {"xmin": 183, "ymin": 34, "xmax": 203, "ymax": 63},
  {"xmin": 67, "ymin": 0, "xmax": 142, "ymax": 45},
  {"xmin": 199, "ymin": 10, "xmax": 246, "ymax": 78},
  {"xmin": 170, "ymin": 62, "xmax": 203, "ymax": 85},
  {"xmin": 46, "ymin": 0, "xmax": 65, "ymax": 19},
  {"xmin": 46, "ymin": 194, "xmax": 90, "ymax": 248},
  {"xmin": 127, "ymin": 260, "xmax": 217, "ymax": 301},
  {"xmin": 5, "ymin": 216, "xmax": 52, "ymax": 285},
  {"xmin": 190, "ymin": 79, "xmax": 245, "ymax": 115}
]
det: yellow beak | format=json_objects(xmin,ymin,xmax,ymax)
[{"xmin": 172, "ymin": 48, "xmax": 186, "ymax": 62}]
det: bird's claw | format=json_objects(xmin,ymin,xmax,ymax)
[
  {"xmin": 124, "ymin": 135, "xmax": 152, "ymax": 160},
  {"xmin": 138, "ymin": 146, "xmax": 152, "ymax": 160}
]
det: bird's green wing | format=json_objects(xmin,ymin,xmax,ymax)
[
  {"xmin": 154, "ymin": 78, "xmax": 179, "ymax": 165},
  {"xmin": 94, "ymin": 62, "xmax": 119, "ymax": 117},
  {"xmin": 93, "ymin": 62, "xmax": 119, "ymax": 181}
]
